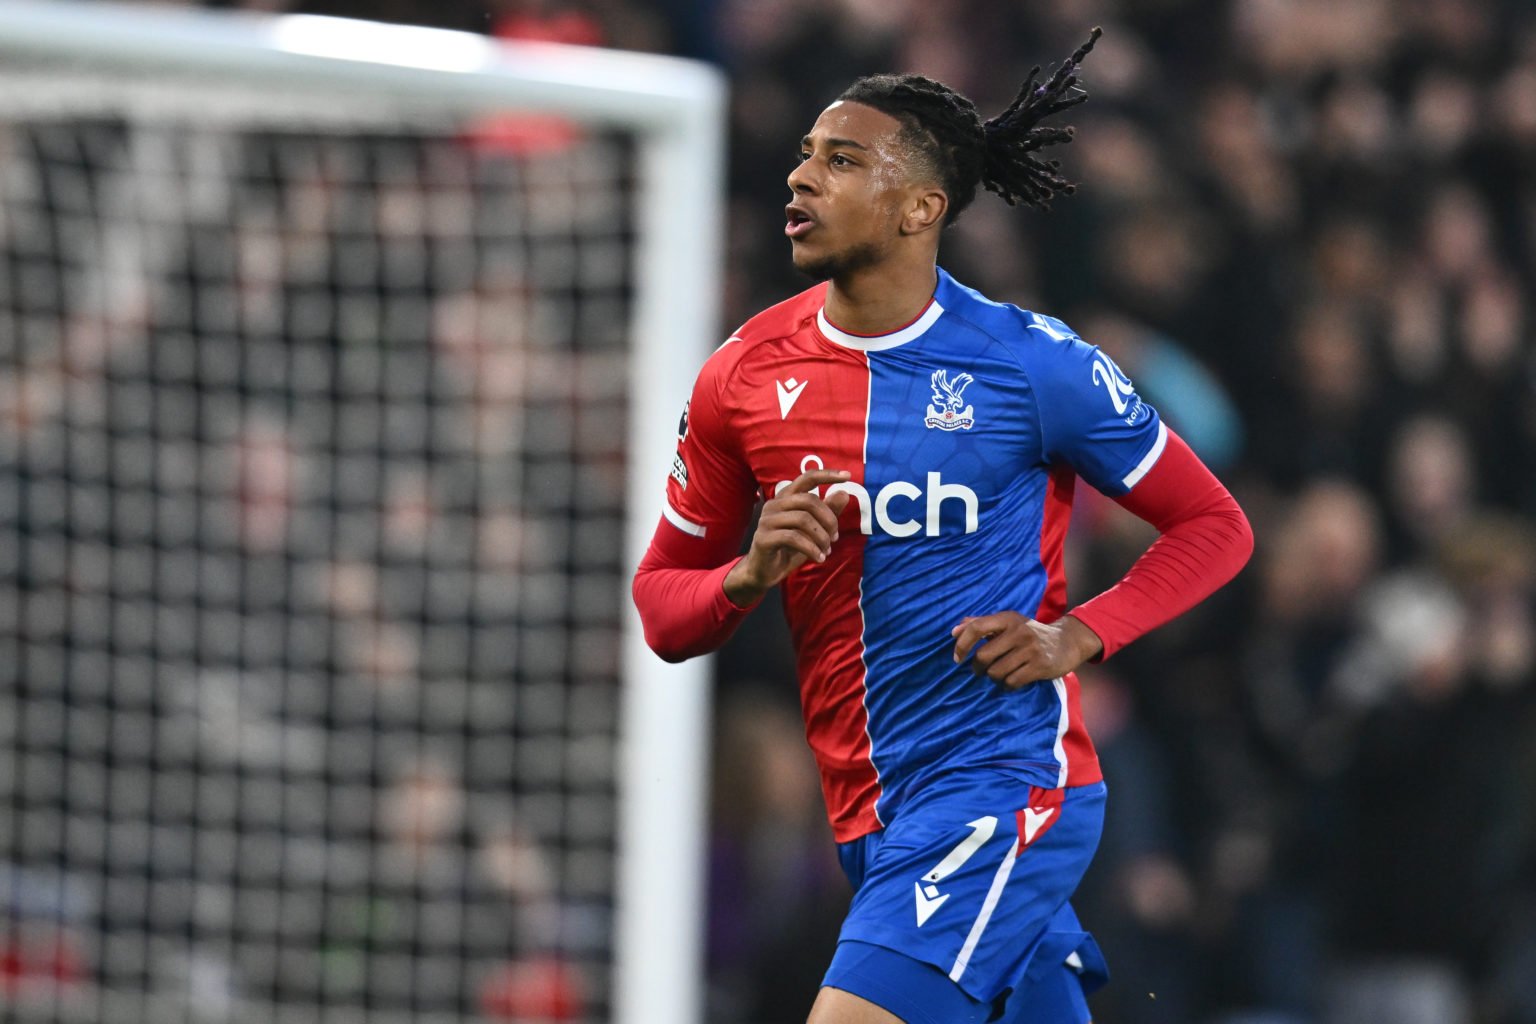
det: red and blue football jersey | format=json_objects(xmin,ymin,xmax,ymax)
[{"xmin": 662, "ymin": 269, "xmax": 1168, "ymax": 842}]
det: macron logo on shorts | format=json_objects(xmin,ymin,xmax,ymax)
[{"xmin": 914, "ymin": 816, "xmax": 997, "ymax": 927}]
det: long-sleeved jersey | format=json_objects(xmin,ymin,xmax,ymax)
[{"xmin": 633, "ymin": 269, "xmax": 1251, "ymax": 842}]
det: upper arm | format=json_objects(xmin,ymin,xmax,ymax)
[
  {"xmin": 656, "ymin": 345, "xmax": 760, "ymax": 566},
  {"xmin": 1023, "ymin": 313, "xmax": 1167, "ymax": 497}
]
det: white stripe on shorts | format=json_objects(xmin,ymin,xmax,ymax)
[{"xmin": 948, "ymin": 840, "xmax": 1020, "ymax": 982}]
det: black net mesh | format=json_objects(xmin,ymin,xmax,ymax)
[{"xmin": 0, "ymin": 90, "xmax": 636, "ymax": 1024}]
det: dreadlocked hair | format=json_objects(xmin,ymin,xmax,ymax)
[{"xmin": 837, "ymin": 27, "xmax": 1102, "ymax": 223}]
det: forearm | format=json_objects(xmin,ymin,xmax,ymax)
[
  {"xmin": 631, "ymin": 516, "xmax": 758, "ymax": 662},
  {"xmin": 1069, "ymin": 504, "xmax": 1252, "ymax": 659},
  {"xmin": 1069, "ymin": 431, "xmax": 1253, "ymax": 660}
]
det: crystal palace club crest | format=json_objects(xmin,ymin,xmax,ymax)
[{"xmin": 924, "ymin": 369, "xmax": 976, "ymax": 430}]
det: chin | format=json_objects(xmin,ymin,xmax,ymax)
[
  {"xmin": 792, "ymin": 240, "xmax": 882, "ymax": 282},
  {"xmin": 792, "ymin": 250, "xmax": 837, "ymax": 282}
]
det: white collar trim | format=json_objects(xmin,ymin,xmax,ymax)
[{"xmin": 816, "ymin": 300, "xmax": 945, "ymax": 351}]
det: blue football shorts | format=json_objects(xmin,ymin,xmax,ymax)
[{"xmin": 823, "ymin": 773, "xmax": 1109, "ymax": 1023}]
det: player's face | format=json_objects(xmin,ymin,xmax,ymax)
[{"xmin": 786, "ymin": 101, "xmax": 919, "ymax": 281}]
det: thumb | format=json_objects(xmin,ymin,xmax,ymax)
[{"xmin": 825, "ymin": 489, "xmax": 852, "ymax": 515}]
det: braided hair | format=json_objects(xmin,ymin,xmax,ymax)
[{"xmin": 838, "ymin": 27, "xmax": 1101, "ymax": 223}]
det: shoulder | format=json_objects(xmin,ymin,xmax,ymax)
[
  {"xmin": 935, "ymin": 270, "xmax": 1089, "ymax": 376},
  {"xmin": 732, "ymin": 281, "xmax": 826, "ymax": 351},
  {"xmin": 696, "ymin": 282, "xmax": 827, "ymax": 388}
]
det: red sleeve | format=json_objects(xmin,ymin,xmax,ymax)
[
  {"xmin": 1067, "ymin": 428, "xmax": 1253, "ymax": 661},
  {"xmin": 632, "ymin": 518, "xmax": 756, "ymax": 662},
  {"xmin": 631, "ymin": 342, "xmax": 762, "ymax": 662}
]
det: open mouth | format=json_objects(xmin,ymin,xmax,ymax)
[{"xmin": 785, "ymin": 207, "xmax": 816, "ymax": 239}]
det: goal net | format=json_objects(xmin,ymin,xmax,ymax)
[{"xmin": 0, "ymin": 5, "xmax": 723, "ymax": 1023}]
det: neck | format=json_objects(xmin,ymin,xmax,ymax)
[{"xmin": 823, "ymin": 259, "xmax": 938, "ymax": 335}]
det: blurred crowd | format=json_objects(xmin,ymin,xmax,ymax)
[
  {"xmin": 0, "ymin": 81, "xmax": 629, "ymax": 1019},
  {"xmin": 7, "ymin": 0, "xmax": 1536, "ymax": 1022},
  {"xmin": 699, "ymin": 1, "xmax": 1536, "ymax": 1022}
]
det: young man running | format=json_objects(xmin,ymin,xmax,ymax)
[{"xmin": 633, "ymin": 30, "xmax": 1253, "ymax": 1024}]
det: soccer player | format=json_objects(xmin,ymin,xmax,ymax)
[{"xmin": 632, "ymin": 29, "xmax": 1253, "ymax": 1024}]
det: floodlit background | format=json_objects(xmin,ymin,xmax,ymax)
[{"xmin": 2, "ymin": 1, "xmax": 1536, "ymax": 1024}]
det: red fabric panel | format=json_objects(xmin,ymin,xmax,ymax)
[{"xmin": 1068, "ymin": 429, "xmax": 1253, "ymax": 660}]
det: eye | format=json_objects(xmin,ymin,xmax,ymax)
[
  {"xmin": 830, "ymin": 153, "xmax": 852, "ymax": 167},
  {"xmin": 797, "ymin": 150, "xmax": 811, "ymax": 163}
]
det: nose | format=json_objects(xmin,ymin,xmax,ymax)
[{"xmin": 787, "ymin": 158, "xmax": 817, "ymax": 195}]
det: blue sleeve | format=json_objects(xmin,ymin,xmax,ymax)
[{"xmin": 1022, "ymin": 312, "xmax": 1167, "ymax": 497}]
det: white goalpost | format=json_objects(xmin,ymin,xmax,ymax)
[{"xmin": 0, "ymin": 3, "xmax": 723, "ymax": 1022}]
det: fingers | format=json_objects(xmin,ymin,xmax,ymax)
[
  {"xmin": 755, "ymin": 526, "xmax": 829, "ymax": 567},
  {"xmin": 971, "ymin": 638, "xmax": 1048, "ymax": 689},
  {"xmin": 1002, "ymin": 664, "xmax": 1051, "ymax": 689},
  {"xmin": 784, "ymin": 469, "xmax": 850, "ymax": 495},
  {"xmin": 749, "ymin": 471, "xmax": 851, "ymax": 579},
  {"xmin": 981, "ymin": 645, "xmax": 1039, "ymax": 686},
  {"xmin": 760, "ymin": 506, "xmax": 837, "ymax": 559},
  {"xmin": 968, "ymin": 629, "xmax": 1033, "ymax": 677},
  {"xmin": 951, "ymin": 613, "xmax": 1020, "ymax": 663},
  {"xmin": 951, "ymin": 613, "xmax": 1052, "ymax": 688},
  {"xmin": 767, "ymin": 492, "xmax": 842, "ymax": 540},
  {"xmin": 764, "ymin": 472, "xmax": 849, "ymax": 557}
]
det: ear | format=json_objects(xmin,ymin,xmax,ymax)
[{"xmin": 901, "ymin": 187, "xmax": 949, "ymax": 236}]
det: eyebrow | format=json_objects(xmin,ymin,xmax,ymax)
[{"xmin": 801, "ymin": 135, "xmax": 869, "ymax": 151}]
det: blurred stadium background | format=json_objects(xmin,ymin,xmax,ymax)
[{"xmin": 2, "ymin": 1, "xmax": 1535, "ymax": 1024}]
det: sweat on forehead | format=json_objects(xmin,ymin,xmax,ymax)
[
  {"xmin": 808, "ymin": 101, "xmax": 901, "ymax": 143},
  {"xmin": 807, "ymin": 101, "xmax": 941, "ymax": 183}
]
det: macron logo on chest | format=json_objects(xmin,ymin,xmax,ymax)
[{"xmin": 776, "ymin": 377, "xmax": 808, "ymax": 419}]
